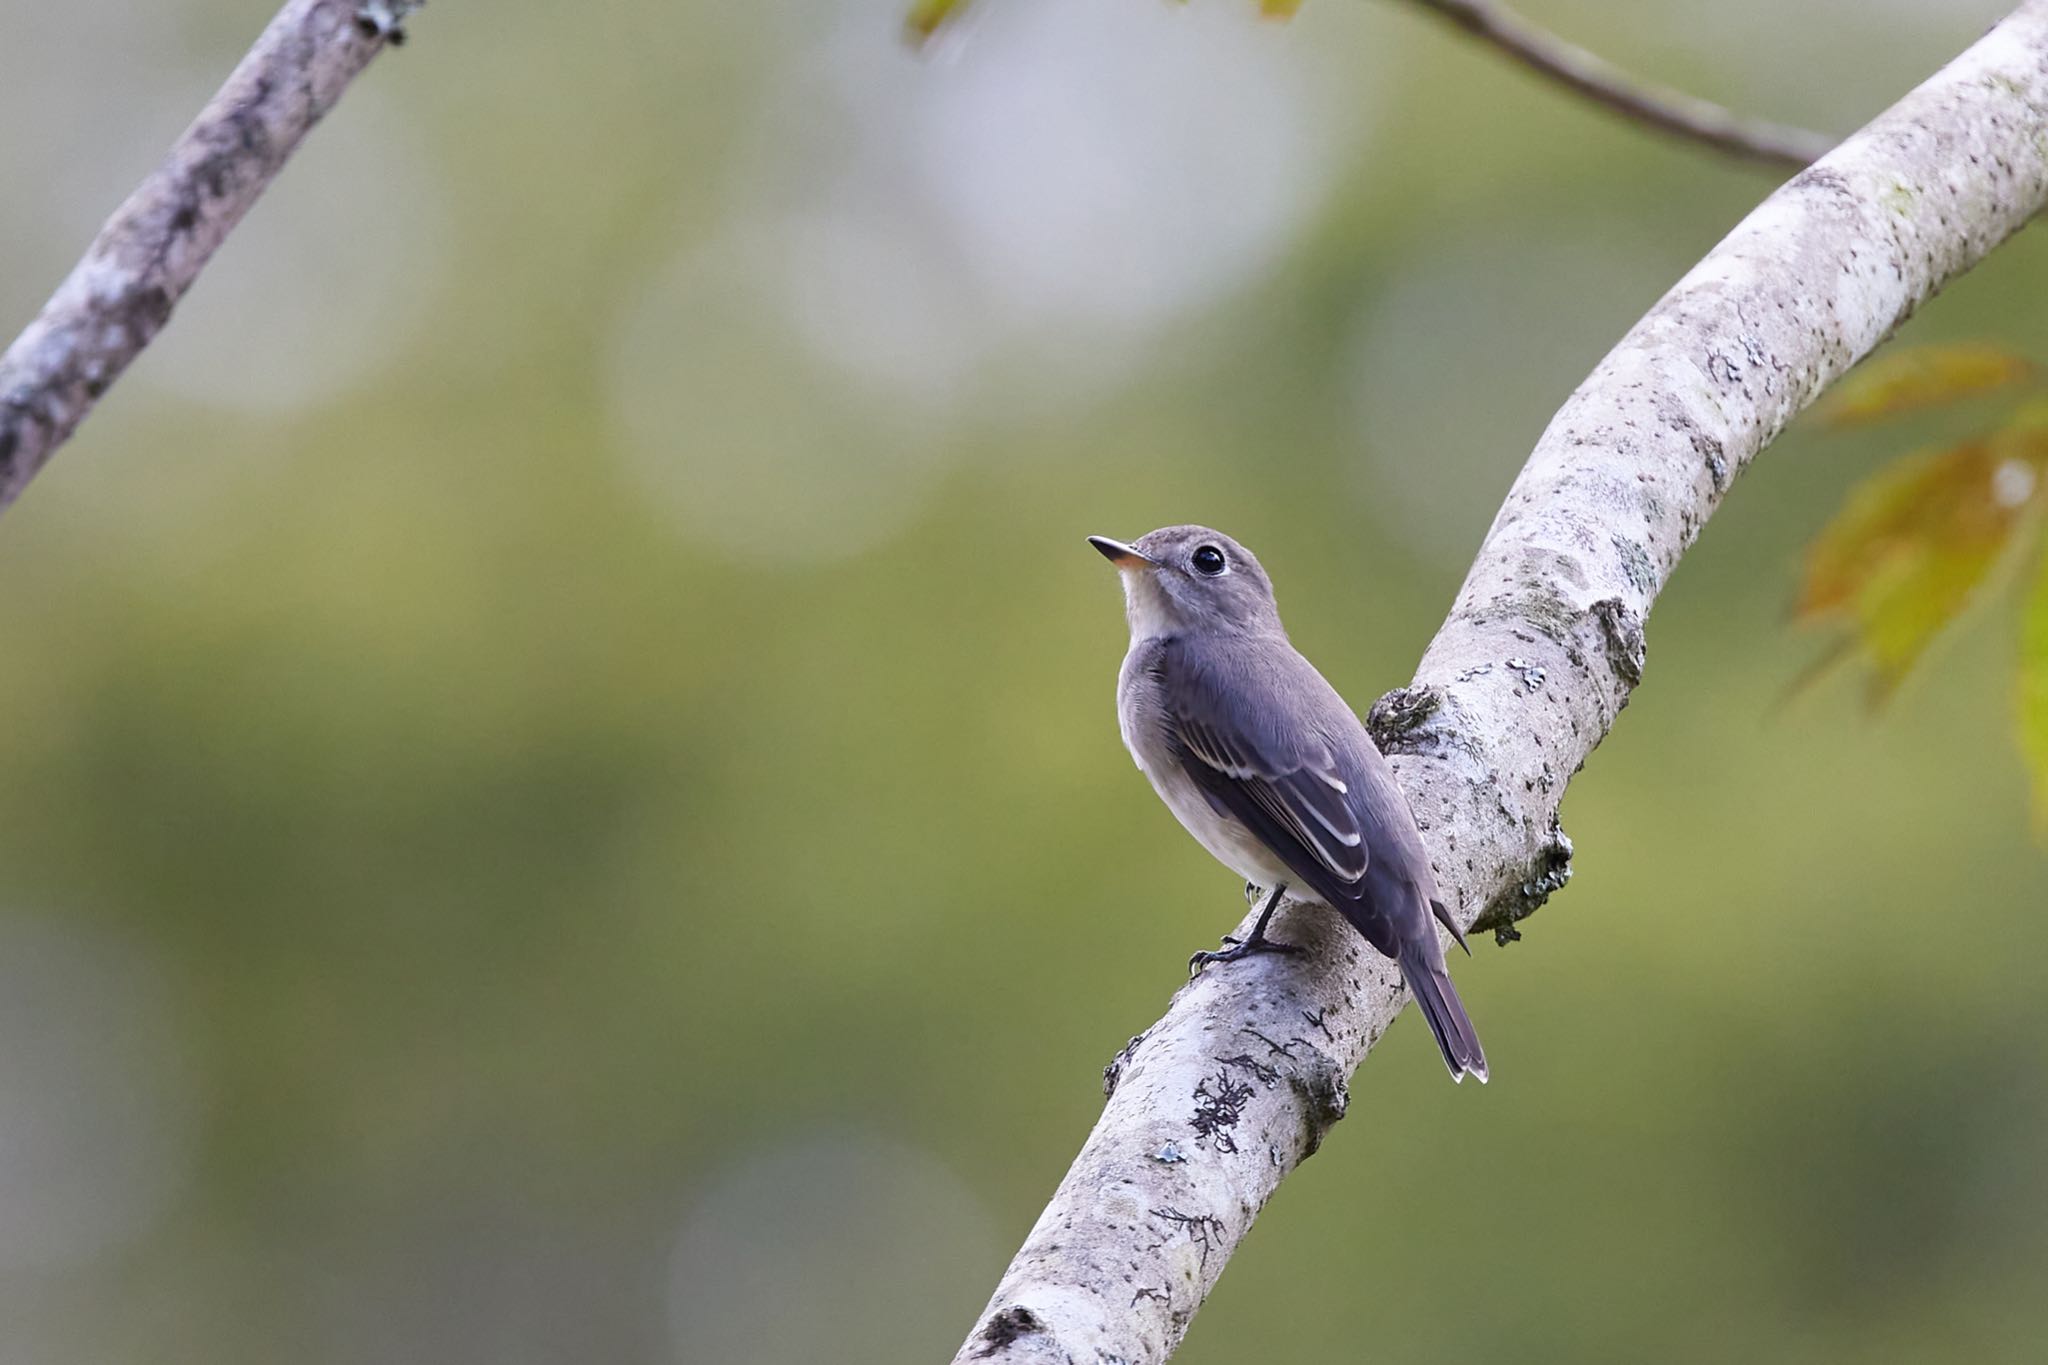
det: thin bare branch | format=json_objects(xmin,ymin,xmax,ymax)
[
  {"xmin": 0, "ymin": 0, "xmax": 424, "ymax": 512},
  {"xmin": 1406, "ymin": 0, "xmax": 1833, "ymax": 169},
  {"xmin": 954, "ymin": 4, "xmax": 2048, "ymax": 1361}
]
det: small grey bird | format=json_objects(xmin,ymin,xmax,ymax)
[{"xmin": 1090, "ymin": 525, "xmax": 1487, "ymax": 1083}]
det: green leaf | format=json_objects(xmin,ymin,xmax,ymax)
[
  {"xmin": 1796, "ymin": 439, "xmax": 2040, "ymax": 698},
  {"xmin": 2022, "ymin": 548, "xmax": 2048, "ymax": 832},
  {"xmin": 1817, "ymin": 343, "xmax": 2034, "ymax": 428}
]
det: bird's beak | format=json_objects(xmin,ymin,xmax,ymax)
[{"xmin": 1088, "ymin": 535, "xmax": 1157, "ymax": 569}]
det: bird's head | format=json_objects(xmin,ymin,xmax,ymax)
[{"xmin": 1088, "ymin": 525, "xmax": 1283, "ymax": 640}]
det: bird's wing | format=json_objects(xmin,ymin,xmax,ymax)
[{"xmin": 1162, "ymin": 645, "xmax": 1370, "ymax": 891}]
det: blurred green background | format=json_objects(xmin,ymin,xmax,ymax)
[{"xmin": 2, "ymin": 1, "xmax": 2045, "ymax": 1361}]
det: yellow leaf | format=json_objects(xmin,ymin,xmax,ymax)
[
  {"xmin": 2022, "ymin": 549, "xmax": 2048, "ymax": 833},
  {"xmin": 1259, "ymin": 0, "xmax": 1305, "ymax": 16},
  {"xmin": 1854, "ymin": 528, "xmax": 2007, "ymax": 697},
  {"xmin": 1817, "ymin": 343, "xmax": 2034, "ymax": 427},
  {"xmin": 905, "ymin": 0, "xmax": 968, "ymax": 45},
  {"xmin": 1796, "ymin": 440, "xmax": 2038, "ymax": 697}
]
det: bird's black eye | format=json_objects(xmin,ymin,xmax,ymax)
[{"xmin": 1191, "ymin": 545, "xmax": 1226, "ymax": 576}]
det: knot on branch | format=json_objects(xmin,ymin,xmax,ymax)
[
  {"xmin": 972, "ymin": 1305, "xmax": 1046, "ymax": 1357},
  {"xmin": 1102, "ymin": 1028, "xmax": 1152, "ymax": 1099},
  {"xmin": 355, "ymin": 2, "xmax": 421, "ymax": 45},
  {"xmin": 1366, "ymin": 683, "xmax": 1443, "ymax": 751},
  {"xmin": 1289, "ymin": 1048, "xmax": 1349, "ymax": 1158},
  {"xmin": 1473, "ymin": 816, "xmax": 1574, "ymax": 942},
  {"xmin": 1369, "ymin": 684, "xmax": 1494, "ymax": 769},
  {"xmin": 1591, "ymin": 597, "xmax": 1647, "ymax": 688}
]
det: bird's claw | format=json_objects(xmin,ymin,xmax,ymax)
[{"xmin": 1187, "ymin": 934, "xmax": 1302, "ymax": 977}]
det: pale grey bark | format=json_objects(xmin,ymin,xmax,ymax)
[
  {"xmin": 955, "ymin": 6, "xmax": 2048, "ymax": 1362},
  {"xmin": 0, "ymin": 0, "xmax": 423, "ymax": 512}
]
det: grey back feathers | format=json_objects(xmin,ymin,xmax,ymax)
[{"xmin": 1094, "ymin": 523, "xmax": 1489, "ymax": 1083}]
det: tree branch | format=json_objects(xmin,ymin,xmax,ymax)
[
  {"xmin": 0, "ymin": 0, "xmax": 423, "ymax": 513},
  {"xmin": 955, "ymin": 5, "xmax": 2048, "ymax": 1361},
  {"xmin": 1403, "ymin": 0, "xmax": 1833, "ymax": 169}
]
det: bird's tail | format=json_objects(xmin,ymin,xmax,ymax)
[{"xmin": 1398, "ymin": 944, "xmax": 1488, "ymax": 1084}]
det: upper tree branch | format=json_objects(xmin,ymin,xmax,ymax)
[
  {"xmin": 912, "ymin": 1, "xmax": 1831, "ymax": 171},
  {"xmin": 1405, "ymin": 0, "xmax": 1833, "ymax": 169},
  {"xmin": 955, "ymin": 4, "xmax": 2048, "ymax": 1361},
  {"xmin": 0, "ymin": 0, "xmax": 423, "ymax": 513}
]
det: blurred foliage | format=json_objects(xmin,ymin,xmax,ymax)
[
  {"xmin": 1814, "ymin": 342, "xmax": 2035, "ymax": 426},
  {"xmin": 1794, "ymin": 346, "xmax": 2048, "ymax": 825},
  {"xmin": 2024, "ymin": 549, "xmax": 2048, "ymax": 831},
  {"xmin": 0, "ymin": 3, "xmax": 2044, "ymax": 1365},
  {"xmin": 908, "ymin": 0, "xmax": 1298, "ymax": 45}
]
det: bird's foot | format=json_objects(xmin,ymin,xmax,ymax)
[{"xmin": 1188, "ymin": 931, "xmax": 1301, "ymax": 977}]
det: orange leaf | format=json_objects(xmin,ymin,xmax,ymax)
[
  {"xmin": 1817, "ymin": 343, "xmax": 2034, "ymax": 427},
  {"xmin": 1796, "ymin": 444, "xmax": 1994, "ymax": 619},
  {"xmin": 1796, "ymin": 439, "xmax": 2039, "ymax": 697},
  {"xmin": 2023, "ymin": 547, "xmax": 2048, "ymax": 833}
]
